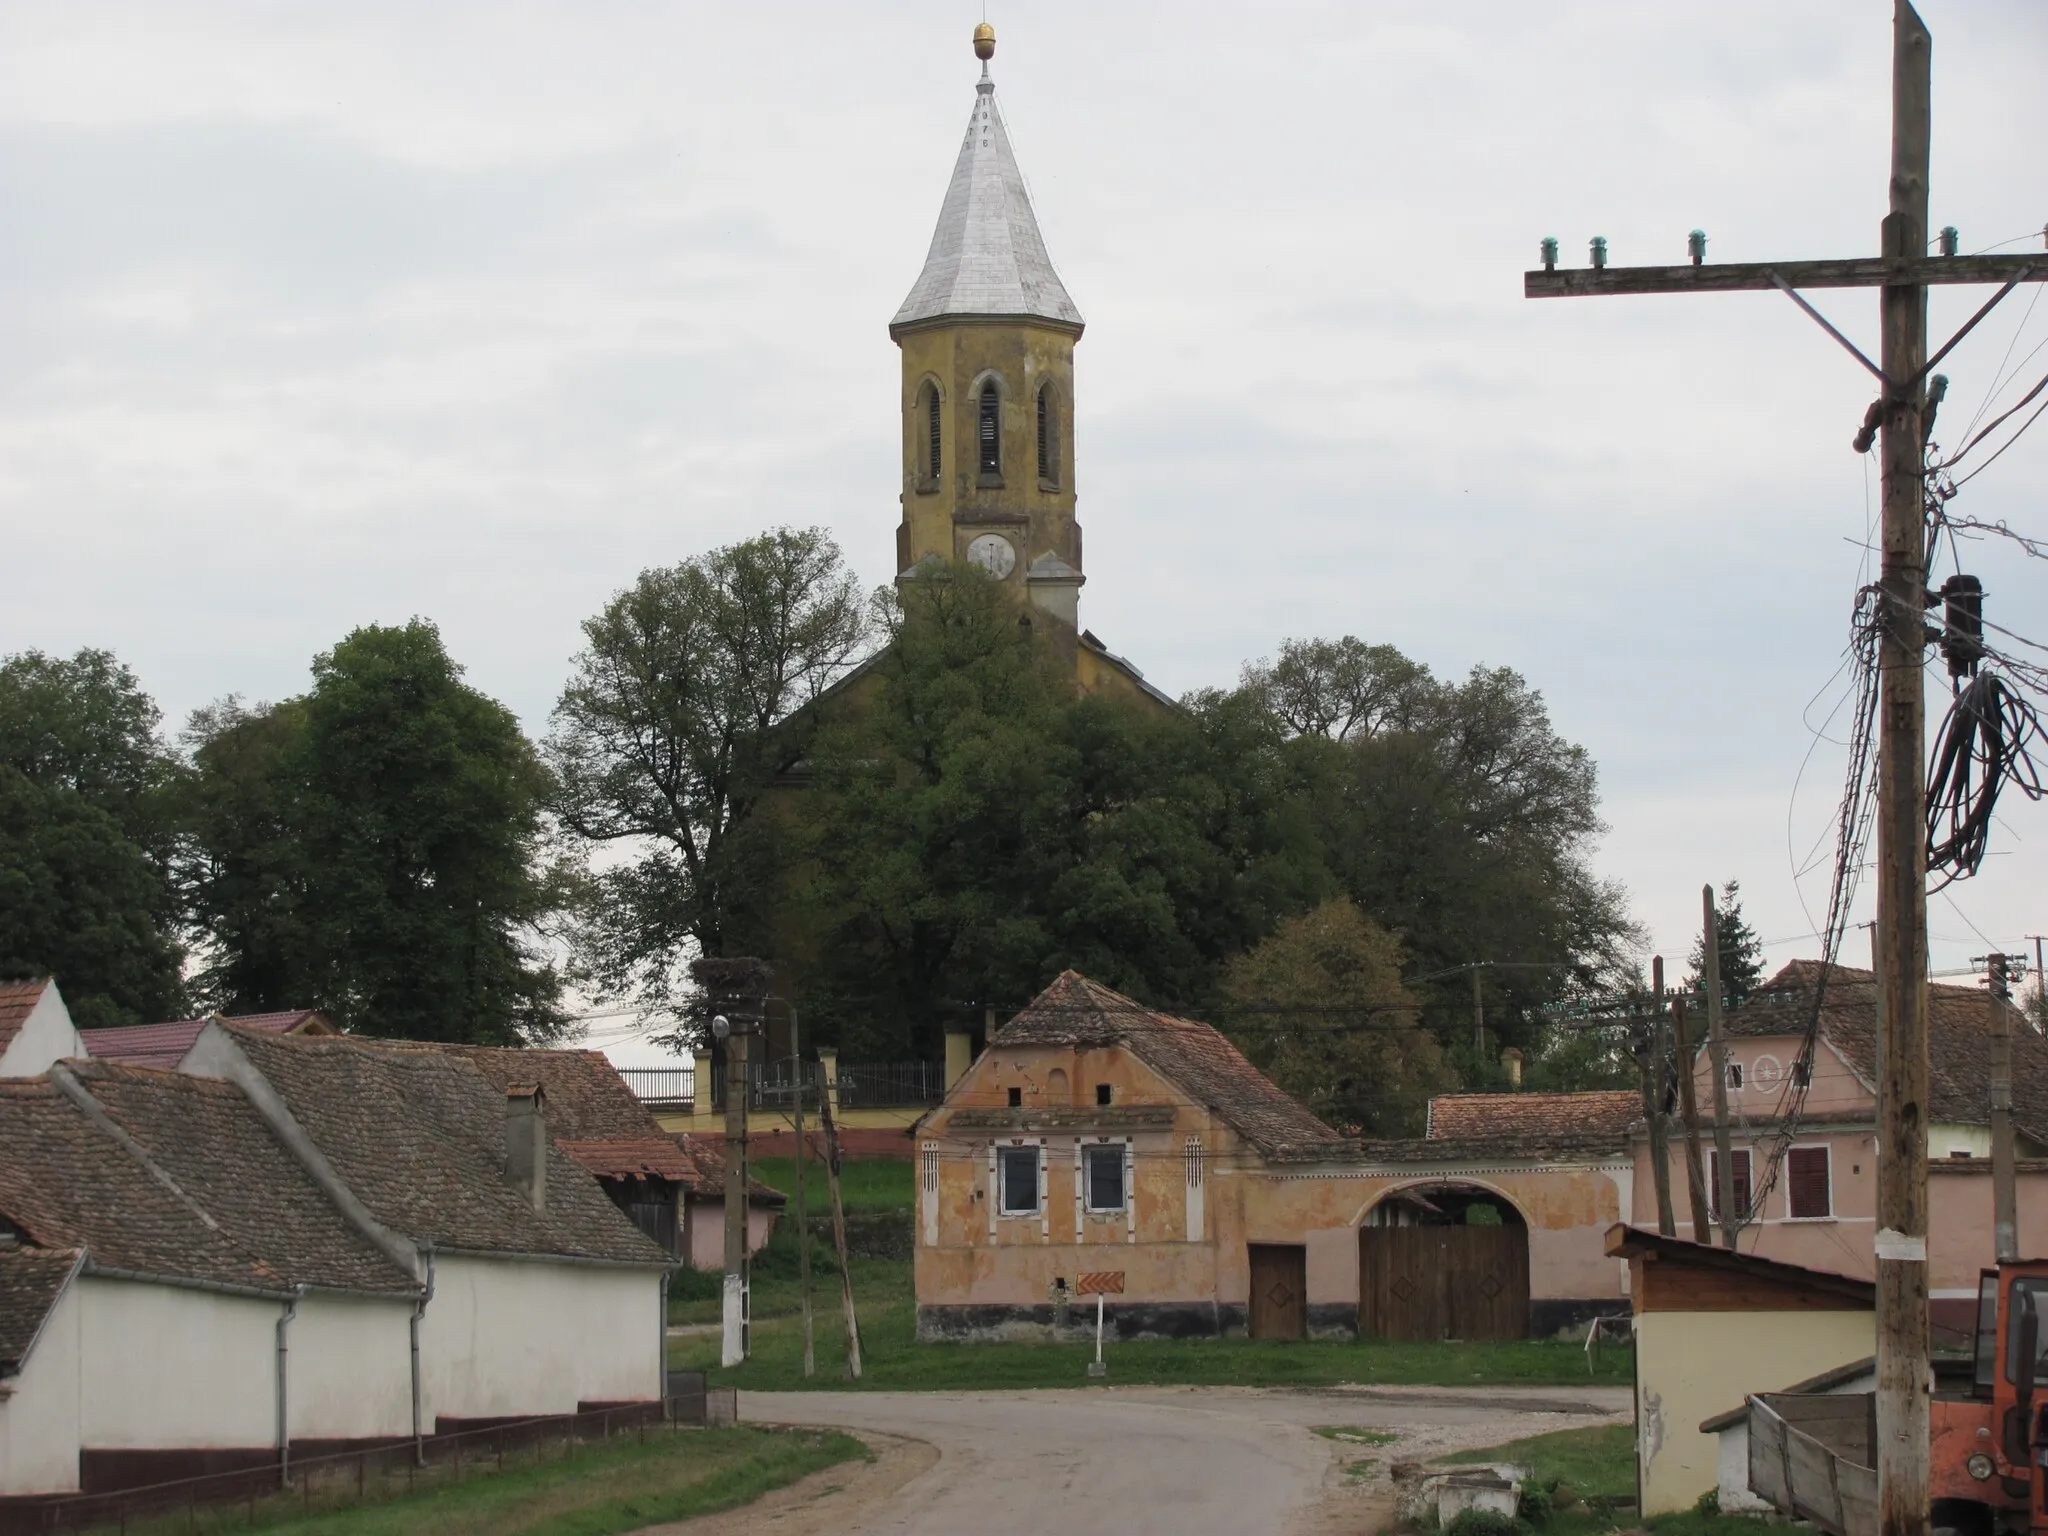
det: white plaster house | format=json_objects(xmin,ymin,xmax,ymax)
[
  {"xmin": 0, "ymin": 1022, "xmax": 674, "ymax": 1502},
  {"xmin": 0, "ymin": 980, "xmax": 81, "ymax": 1079}
]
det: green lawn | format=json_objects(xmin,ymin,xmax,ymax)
[
  {"xmin": 114, "ymin": 1426, "xmax": 863, "ymax": 1536},
  {"xmin": 1442, "ymin": 1424, "xmax": 1769, "ymax": 1536},
  {"xmin": 670, "ymin": 1253, "xmax": 1631, "ymax": 1391}
]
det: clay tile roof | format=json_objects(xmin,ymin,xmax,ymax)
[
  {"xmin": 994, "ymin": 971, "xmax": 1353, "ymax": 1161},
  {"xmin": 80, "ymin": 1010, "xmax": 329, "ymax": 1071},
  {"xmin": 0, "ymin": 1247, "xmax": 82, "ymax": 1376},
  {"xmin": 220, "ymin": 1026, "xmax": 668, "ymax": 1266},
  {"xmin": 0, "ymin": 979, "xmax": 49, "ymax": 1059},
  {"xmin": 666, "ymin": 1135, "xmax": 787, "ymax": 1205},
  {"xmin": 360, "ymin": 1040, "xmax": 696, "ymax": 1190},
  {"xmin": 0, "ymin": 1065, "xmax": 415, "ymax": 1297},
  {"xmin": 1425, "ymin": 1091, "xmax": 1641, "ymax": 1154},
  {"xmin": 1726, "ymin": 960, "xmax": 2048, "ymax": 1139}
]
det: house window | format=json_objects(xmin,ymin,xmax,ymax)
[
  {"xmin": 978, "ymin": 383, "xmax": 1001, "ymax": 476},
  {"xmin": 926, "ymin": 384, "xmax": 942, "ymax": 481},
  {"xmin": 1184, "ymin": 1136, "xmax": 1205, "ymax": 1187},
  {"xmin": 1787, "ymin": 1146, "xmax": 1831, "ymax": 1219},
  {"xmin": 999, "ymin": 1146, "xmax": 1040, "ymax": 1215},
  {"xmin": 1791, "ymin": 1057, "xmax": 1812, "ymax": 1088},
  {"xmin": 1084, "ymin": 1144, "xmax": 1127, "ymax": 1213},
  {"xmin": 1710, "ymin": 1148, "xmax": 1753, "ymax": 1221},
  {"xmin": 1726, "ymin": 1061, "xmax": 1744, "ymax": 1090},
  {"xmin": 1095, "ymin": 1083, "xmax": 1112, "ymax": 1106}
]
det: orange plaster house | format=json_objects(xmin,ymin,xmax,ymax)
[{"xmin": 914, "ymin": 972, "xmax": 1644, "ymax": 1342}]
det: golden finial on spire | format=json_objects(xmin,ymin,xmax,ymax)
[{"xmin": 973, "ymin": 21, "xmax": 996, "ymax": 61}]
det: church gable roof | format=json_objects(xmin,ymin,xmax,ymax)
[{"xmin": 891, "ymin": 69, "xmax": 1083, "ymax": 336}]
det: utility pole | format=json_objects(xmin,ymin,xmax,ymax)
[
  {"xmin": 1671, "ymin": 993, "xmax": 1713, "ymax": 1245},
  {"xmin": 817, "ymin": 1053, "xmax": 862, "ymax": 1380},
  {"xmin": 1980, "ymin": 955, "xmax": 2018, "ymax": 1262},
  {"xmin": 1702, "ymin": 887, "xmax": 1740, "ymax": 1251},
  {"xmin": 788, "ymin": 1004, "xmax": 816, "ymax": 1379},
  {"xmin": 720, "ymin": 1019, "xmax": 749, "ymax": 1369},
  {"xmin": 1641, "ymin": 956, "xmax": 1677, "ymax": 1236},
  {"xmin": 1524, "ymin": 10, "xmax": 2048, "ymax": 1526}
]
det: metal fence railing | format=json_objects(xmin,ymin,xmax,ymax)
[
  {"xmin": 698, "ymin": 1060, "xmax": 945, "ymax": 1112},
  {"xmin": 1, "ymin": 1388, "xmax": 732, "ymax": 1536},
  {"xmin": 617, "ymin": 1066, "xmax": 695, "ymax": 1105}
]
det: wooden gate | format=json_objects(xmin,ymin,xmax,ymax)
[
  {"xmin": 1358, "ymin": 1223, "xmax": 1530, "ymax": 1341},
  {"xmin": 1248, "ymin": 1243, "xmax": 1307, "ymax": 1340}
]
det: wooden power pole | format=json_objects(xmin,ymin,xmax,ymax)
[
  {"xmin": 1701, "ymin": 887, "xmax": 1740, "ymax": 1251},
  {"xmin": 1641, "ymin": 956, "xmax": 1677, "ymax": 1237},
  {"xmin": 788, "ymin": 1005, "xmax": 816, "ymax": 1379},
  {"xmin": 1671, "ymin": 994, "xmax": 1713, "ymax": 1246},
  {"xmin": 721, "ymin": 1024, "xmax": 749, "ymax": 1369},
  {"xmin": 1525, "ymin": 9, "xmax": 2048, "ymax": 1527}
]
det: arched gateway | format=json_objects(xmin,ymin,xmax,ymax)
[{"xmin": 1358, "ymin": 1182, "xmax": 1531, "ymax": 1341}]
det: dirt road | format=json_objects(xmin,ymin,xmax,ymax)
[{"xmin": 640, "ymin": 1384, "xmax": 1630, "ymax": 1536}]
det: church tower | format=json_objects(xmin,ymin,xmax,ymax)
[{"xmin": 891, "ymin": 24, "xmax": 1086, "ymax": 633}]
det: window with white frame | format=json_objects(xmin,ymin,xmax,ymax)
[
  {"xmin": 1787, "ymin": 1145, "xmax": 1831, "ymax": 1219},
  {"xmin": 1084, "ymin": 1143, "xmax": 1127, "ymax": 1213},
  {"xmin": 1726, "ymin": 1061, "xmax": 1744, "ymax": 1090},
  {"xmin": 999, "ymin": 1146, "xmax": 1040, "ymax": 1215}
]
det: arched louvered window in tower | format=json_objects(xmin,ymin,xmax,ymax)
[
  {"xmin": 1036, "ymin": 385, "xmax": 1053, "ymax": 483},
  {"xmin": 925, "ymin": 385, "xmax": 942, "ymax": 481},
  {"xmin": 977, "ymin": 383, "xmax": 1001, "ymax": 477}
]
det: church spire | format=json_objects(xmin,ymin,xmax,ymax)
[{"xmin": 889, "ymin": 24, "xmax": 1083, "ymax": 337}]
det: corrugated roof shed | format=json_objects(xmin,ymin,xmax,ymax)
[{"xmin": 0, "ymin": 979, "xmax": 49, "ymax": 1060}]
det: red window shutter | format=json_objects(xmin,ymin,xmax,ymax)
[
  {"xmin": 1788, "ymin": 1146, "xmax": 1831, "ymax": 1219},
  {"xmin": 1712, "ymin": 1149, "xmax": 1755, "ymax": 1220}
]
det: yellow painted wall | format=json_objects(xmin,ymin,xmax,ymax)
[{"xmin": 1634, "ymin": 1308, "xmax": 1875, "ymax": 1515}]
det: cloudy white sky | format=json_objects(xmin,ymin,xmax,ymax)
[{"xmin": 4, "ymin": 1, "xmax": 2045, "ymax": 1058}]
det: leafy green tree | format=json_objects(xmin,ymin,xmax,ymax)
[
  {"xmin": 801, "ymin": 569, "xmax": 1332, "ymax": 1056},
  {"xmin": 1248, "ymin": 639, "xmax": 1640, "ymax": 1056},
  {"xmin": 1218, "ymin": 897, "xmax": 1453, "ymax": 1136},
  {"xmin": 0, "ymin": 649, "xmax": 185, "ymax": 1026},
  {"xmin": 545, "ymin": 528, "xmax": 870, "ymax": 1015},
  {"xmin": 183, "ymin": 622, "xmax": 563, "ymax": 1043},
  {"xmin": 1687, "ymin": 880, "xmax": 1765, "ymax": 1004}
]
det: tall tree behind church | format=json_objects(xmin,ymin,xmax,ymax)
[
  {"xmin": 543, "ymin": 528, "xmax": 871, "ymax": 1019},
  {"xmin": 182, "ymin": 622, "xmax": 563, "ymax": 1043},
  {"xmin": 1246, "ymin": 637, "xmax": 1640, "ymax": 1056},
  {"xmin": 0, "ymin": 648, "xmax": 187, "ymax": 1028}
]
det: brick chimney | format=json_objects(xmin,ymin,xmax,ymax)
[{"xmin": 505, "ymin": 1084, "xmax": 547, "ymax": 1211}]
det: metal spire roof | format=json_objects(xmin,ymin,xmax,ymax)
[{"xmin": 890, "ymin": 63, "xmax": 1083, "ymax": 337}]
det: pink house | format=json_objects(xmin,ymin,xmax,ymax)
[{"xmin": 1634, "ymin": 959, "xmax": 2048, "ymax": 1346}]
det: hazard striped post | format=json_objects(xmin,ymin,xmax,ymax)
[{"xmin": 1077, "ymin": 1272, "xmax": 1123, "ymax": 1378}]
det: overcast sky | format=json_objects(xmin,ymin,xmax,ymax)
[{"xmin": 4, "ymin": 1, "xmax": 2045, "ymax": 1058}]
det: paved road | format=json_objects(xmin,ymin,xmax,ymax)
[{"xmin": 702, "ymin": 1384, "xmax": 1630, "ymax": 1536}]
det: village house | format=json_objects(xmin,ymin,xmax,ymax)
[
  {"xmin": 915, "ymin": 973, "xmax": 1640, "ymax": 1342},
  {"xmin": 0, "ymin": 1017, "xmax": 674, "ymax": 1502},
  {"xmin": 0, "ymin": 980, "xmax": 80, "ymax": 1079},
  {"xmin": 77, "ymin": 1008, "xmax": 334, "ymax": 1069},
  {"xmin": 1637, "ymin": 959, "xmax": 2048, "ymax": 1345},
  {"xmin": 377, "ymin": 1039, "xmax": 784, "ymax": 1269}
]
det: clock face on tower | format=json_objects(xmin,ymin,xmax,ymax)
[{"xmin": 965, "ymin": 533, "xmax": 1017, "ymax": 580}]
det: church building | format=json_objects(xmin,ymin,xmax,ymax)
[{"xmin": 886, "ymin": 23, "xmax": 1168, "ymax": 710}]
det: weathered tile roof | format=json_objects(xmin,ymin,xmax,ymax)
[
  {"xmin": 1425, "ymin": 1091, "xmax": 1641, "ymax": 1153},
  {"xmin": 0, "ymin": 979, "xmax": 49, "ymax": 1059},
  {"xmin": 1725, "ymin": 960, "xmax": 2048, "ymax": 1139},
  {"xmin": 221, "ymin": 1026, "xmax": 669, "ymax": 1266},
  {"xmin": 891, "ymin": 70, "xmax": 1083, "ymax": 335},
  {"xmin": 0, "ymin": 1065, "xmax": 415, "ymax": 1298},
  {"xmin": 993, "ymin": 971, "xmax": 1353, "ymax": 1161},
  {"xmin": 666, "ymin": 1135, "xmax": 788, "ymax": 1205},
  {"xmin": 79, "ymin": 1009, "xmax": 328, "ymax": 1070},
  {"xmin": 0, "ymin": 1246, "xmax": 81, "ymax": 1376}
]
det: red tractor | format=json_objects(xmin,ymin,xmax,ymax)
[{"xmin": 1931, "ymin": 1261, "xmax": 2048, "ymax": 1535}]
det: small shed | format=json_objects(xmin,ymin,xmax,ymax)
[
  {"xmin": 1700, "ymin": 1356, "xmax": 1875, "ymax": 1514},
  {"xmin": 1606, "ymin": 1224, "xmax": 1875, "ymax": 1516}
]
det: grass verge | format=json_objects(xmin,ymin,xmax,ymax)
[
  {"xmin": 1441, "ymin": 1424, "xmax": 1768, "ymax": 1536},
  {"xmin": 113, "ymin": 1426, "xmax": 863, "ymax": 1536},
  {"xmin": 670, "ymin": 1254, "xmax": 1631, "ymax": 1391}
]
